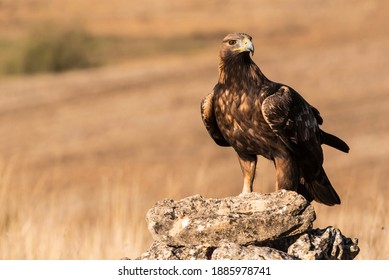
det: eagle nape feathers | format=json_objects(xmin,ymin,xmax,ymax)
[{"xmin": 201, "ymin": 32, "xmax": 349, "ymax": 206}]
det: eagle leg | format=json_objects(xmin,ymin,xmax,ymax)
[
  {"xmin": 274, "ymin": 156, "xmax": 299, "ymax": 191},
  {"xmin": 237, "ymin": 153, "xmax": 257, "ymax": 193}
]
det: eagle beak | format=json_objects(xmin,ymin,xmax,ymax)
[
  {"xmin": 247, "ymin": 41, "xmax": 254, "ymax": 56},
  {"xmin": 235, "ymin": 37, "xmax": 254, "ymax": 56}
]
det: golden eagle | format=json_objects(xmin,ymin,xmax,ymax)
[{"xmin": 201, "ymin": 33, "xmax": 349, "ymax": 206}]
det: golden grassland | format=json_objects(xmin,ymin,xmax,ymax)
[{"xmin": 0, "ymin": 0, "xmax": 388, "ymax": 259}]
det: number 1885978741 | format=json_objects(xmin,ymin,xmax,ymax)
[{"xmin": 211, "ymin": 266, "xmax": 271, "ymax": 276}]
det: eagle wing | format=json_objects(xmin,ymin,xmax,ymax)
[
  {"xmin": 201, "ymin": 91, "xmax": 231, "ymax": 147},
  {"xmin": 262, "ymin": 85, "xmax": 322, "ymax": 162}
]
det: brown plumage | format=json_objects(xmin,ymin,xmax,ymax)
[{"xmin": 201, "ymin": 33, "xmax": 349, "ymax": 206}]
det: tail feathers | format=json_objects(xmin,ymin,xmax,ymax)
[
  {"xmin": 301, "ymin": 168, "xmax": 341, "ymax": 206},
  {"xmin": 321, "ymin": 130, "xmax": 350, "ymax": 153}
]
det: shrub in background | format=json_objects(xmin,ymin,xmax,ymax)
[
  {"xmin": 20, "ymin": 26, "xmax": 100, "ymax": 74},
  {"xmin": 0, "ymin": 24, "xmax": 101, "ymax": 75}
]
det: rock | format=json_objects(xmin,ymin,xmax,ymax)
[
  {"xmin": 138, "ymin": 242, "xmax": 296, "ymax": 260},
  {"xmin": 212, "ymin": 243, "xmax": 296, "ymax": 260},
  {"xmin": 131, "ymin": 190, "xmax": 360, "ymax": 260},
  {"xmin": 287, "ymin": 226, "xmax": 360, "ymax": 260},
  {"xmin": 137, "ymin": 241, "xmax": 212, "ymax": 260},
  {"xmin": 137, "ymin": 227, "xmax": 359, "ymax": 260},
  {"xmin": 146, "ymin": 190, "xmax": 315, "ymax": 246}
]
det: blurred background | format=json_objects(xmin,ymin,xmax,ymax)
[{"xmin": 0, "ymin": 0, "xmax": 388, "ymax": 259}]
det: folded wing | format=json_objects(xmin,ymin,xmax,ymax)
[{"xmin": 201, "ymin": 91, "xmax": 231, "ymax": 147}]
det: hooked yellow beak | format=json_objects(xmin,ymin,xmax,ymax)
[{"xmin": 234, "ymin": 37, "xmax": 254, "ymax": 55}]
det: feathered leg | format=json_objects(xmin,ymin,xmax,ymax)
[
  {"xmin": 237, "ymin": 153, "xmax": 257, "ymax": 193},
  {"xmin": 274, "ymin": 156, "xmax": 299, "ymax": 191}
]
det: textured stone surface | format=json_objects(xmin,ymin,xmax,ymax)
[
  {"xmin": 130, "ymin": 190, "xmax": 360, "ymax": 260},
  {"xmin": 211, "ymin": 243, "xmax": 296, "ymax": 260},
  {"xmin": 138, "ymin": 242, "xmax": 296, "ymax": 260},
  {"xmin": 287, "ymin": 226, "xmax": 360, "ymax": 260},
  {"xmin": 136, "ymin": 228, "xmax": 359, "ymax": 260},
  {"xmin": 146, "ymin": 190, "xmax": 315, "ymax": 246},
  {"xmin": 137, "ymin": 241, "xmax": 212, "ymax": 260}
]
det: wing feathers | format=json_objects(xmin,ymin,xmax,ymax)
[
  {"xmin": 321, "ymin": 130, "xmax": 350, "ymax": 153},
  {"xmin": 262, "ymin": 86, "xmax": 321, "ymax": 154},
  {"xmin": 201, "ymin": 91, "xmax": 231, "ymax": 147}
]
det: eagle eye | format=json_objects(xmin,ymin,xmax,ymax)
[{"xmin": 228, "ymin": 40, "xmax": 237, "ymax": 45}]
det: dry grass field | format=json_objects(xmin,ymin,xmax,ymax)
[{"xmin": 0, "ymin": 0, "xmax": 388, "ymax": 259}]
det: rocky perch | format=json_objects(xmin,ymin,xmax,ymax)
[{"xmin": 133, "ymin": 190, "xmax": 359, "ymax": 260}]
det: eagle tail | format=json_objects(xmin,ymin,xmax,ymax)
[
  {"xmin": 301, "ymin": 168, "xmax": 341, "ymax": 206},
  {"xmin": 321, "ymin": 130, "xmax": 349, "ymax": 153}
]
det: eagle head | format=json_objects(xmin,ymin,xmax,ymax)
[{"xmin": 219, "ymin": 33, "xmax": 254, "ymax": 61}]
